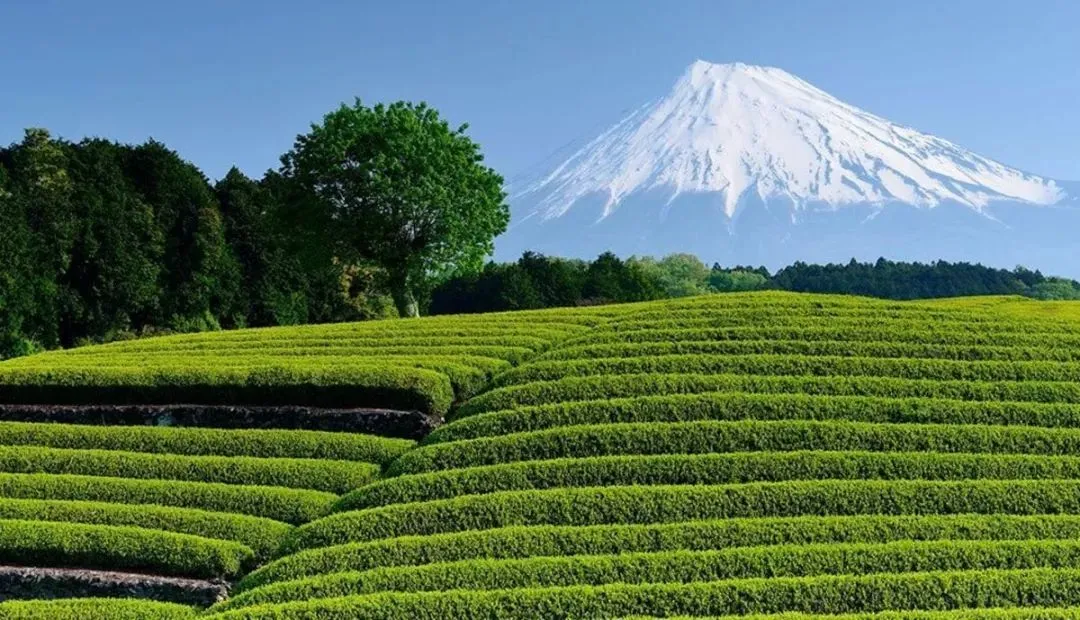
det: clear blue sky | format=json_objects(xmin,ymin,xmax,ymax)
[{"xmin": 3, "ymin": 0, "xmax": 1078, "ymax": 183}]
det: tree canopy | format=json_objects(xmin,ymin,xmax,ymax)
[{"xmin": 280, "ymin": 100, "xmax": 508, "ymax": 316}]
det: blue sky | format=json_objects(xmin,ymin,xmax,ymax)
[{"xmin": 2, "ymin": 0, "xmax": 1078, "ymax": 183}]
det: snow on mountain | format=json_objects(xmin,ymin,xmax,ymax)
[{"xmin": 515, "ymin": 60, "xmax": 1066, "ymax": 222}]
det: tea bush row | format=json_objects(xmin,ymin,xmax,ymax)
[
  {"xmin": 0, "ymin": 498, "xmax": 289, "ymax": 559},
  {"xmin": 220, "ymin": 539, "xmax": 1080, "ymax": 611},
  {"xmin": 0, "ymin": 519, "xmax": 253, "ymax": 579},
  {"xmin": 348, "ymin": 451, "xmax": 1080, "ymax": 509},
  {"xmin": 492, "ymin": 354, "xmax": 1080, "ymax": 388},
  {"xmin": 574, "ymin": 326, "xmax": 1080, "ymax": 349},
  {"xmin": 433, "ymin": 393, "xmax": 1080, "ymax": 442},
  {"xmin": 0, "ymin": 421, "xmax": 414, "ymax": 463},
  {"xmin": 0, "ymin": 445, "xmax": 378, "ymax": 493},
  {"xmin": 394, "ymin": 419, "xmax": 1080, "ymax": 474},
  {"xmin": 0, "ymin": 598, "xmax": 197, "ymax": 620},
  {"xmin": 458, "ymin": 374, "xmax": 1080, "ymax": 418},
  {"xmin": 535, "ymin": 340, "xmax": 1080, "ymax": 364},
  {"xmin": 287, "ymin": 479, "xmax": 1080, "ymax": 551},
  {"xmin": 0, "ymin": 365, "xmax": 454, "ymax": 415},
  {"xmin": 0, "ymin": 472, "xmax": 335, "ymax": 524},
  {"xmin": 205, "ymin": 568, "xmax": 1080, "ymax": 620}
]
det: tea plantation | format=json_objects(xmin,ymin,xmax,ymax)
[{"xmin": 4, "ymin": 292, "xmax": 1080, "ymax": 618}]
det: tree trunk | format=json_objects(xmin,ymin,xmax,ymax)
[{"xmin": 390, "ymin": 275, "xmax": 420, "ymax": 318}]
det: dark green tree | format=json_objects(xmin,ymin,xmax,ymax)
[
  {"xmin": 260, "ymin": 169, "xmax": 347, "ymax": 324},
  {"xmin": 280, "ymin": 100, "xmax": 509, "ymax": 317},
  {"xmin": 4, "ymin": 129, "xmax": 76, "ymax": 349},
  {"xmin": 216, "ymin": 167, "xmax": 307, "ymax": 326},
  {"xmin": 0, "ymin": 165, "xmax": 36, "ymax": 357},
  {"xmin": 121, "ymin": 140, "xmax": 241, "ymax": 330},
  {"xmin": 61, "ymin": 139, "xmax": 161, "ymax": 344},
  {"xmin": 518, "ymin": 252, "xmax": 587, "ymax": 307},
  {"xmin": 583, "ymin": 252, "xmax": 663, "ymax": 303}
]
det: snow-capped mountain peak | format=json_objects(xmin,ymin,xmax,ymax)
[{"xmin": 517, "ymin": 60, "xmax": 1065, "ymax": 220}]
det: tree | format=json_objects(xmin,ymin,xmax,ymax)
[
  {"xmin": 216, "ymin": 167, "xmax": 292, "ymax": 326},
  {"xmin": 121, "ymin": 140, "xmax": 241, "ymax": 330},
  {"xmin": 5, "ymin": 129, "xmax": 75, "ymax": 349},
  {"xmin": 654, "ymin": 253, "xmax": 711, "ymax": 297},
  {"xmin": 1030, "ymin": 278, "xmax": 1080, "ymax": 300},
  {"xmin": 280, "ymin": 100, "xmax": 508, "ymax": 317},
  {"xmin": 710, "ymin": 269, "xmax": 769, "ymax": 293},
  {"xmin": 517, "ymin": 252, "xmax": 586, "ymax": 307},
  {"xmin": 584, "ymin": 252, "xmax": 663, "ymax": 303},
  {"xmin": 61, "ymin": 139, "xmax": 161, "ymax": 345},
  {"xmin": 0, "ymin": 164, "xmax": 36, "ymax": 358}
]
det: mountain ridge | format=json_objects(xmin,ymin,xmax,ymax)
[
  {"xmin": 499, "ymin": 61, "xmax": 1079, "ymax": 276},
  {"xmin": 513, "ymin": 60, "xmax": 1065, "ymax": 223}
]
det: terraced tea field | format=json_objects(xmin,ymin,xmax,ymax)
[{"xmin": 5, "ymin": 292, "xmax": 1080, "ymax": 618}]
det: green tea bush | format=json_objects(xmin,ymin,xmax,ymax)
[
  {"xmin": 0, "ymin": 498, "xmax": 289, "ymax": 559},
  {"xmin": 0, "ymin": 519, "xmax": 253, "ymax": 578},
  {"xmin": 457, "ymin": 374, "xmax": 1080, "ymax": 418},
  {"xmin": 61, "ymin": 344, "xmax": 534, "ymax": 364},
  {"xmin": 71, "ymin": 334, "xmax": 556, "ymax": 354},
  {"xmin": 0, "ymin": 598, "xmax": 197, "ymax": 620},
  {"xmin": 347, "ymin": 451, "xmax": 1080, "ymax": 509},
  {"xmin": 535, "ymin": 340, "xmax": 1080, "ymax": 363},
  {"xmin": 0, "ymin": 445, "xmax": 378, "ymax": 493},
  {"xmin": 393, "ymin": 419, "xmax": 1080, "ymax": 474},
  {"xmin": 616, "ymin": 611, "xmax": 1080, "ymax": 620},
  {"xmin": 205, "ymin": 568, "xmax": 1080, "ymax": 619},
  {"xmin": 602, "ymin": 315, "xmax": 1077, "ymax": 335},
  {"xmin": 241, "ymin": 513, "xmax": 1080, "ymax": 589},
  {"xmin": 0, "ymin": 365, "xmax": 454, "ymax": 415},
  {"xmin": 0, "ymin": 422, "xmax": 414, "ymax": 463},
  {"xmin": 0, "ymin": 473, "xmax": 335, "ymax": 524},
  {"xmin": 219, "ymin": 539, "xmax": 1080, "ymax": 610},
  {"xmin": 493, "ymin": 354, "xmax": 1080, "ymax": 388},
  {"xmin": 432, "ymin": 393, "xmax": 1080, "ymax": 443},
  {"xmin": 3, "ymin": 357, "xmax": 493, "ymax": 402},
  {"xmin": 573, "ymin": 326, "xmax": 1080, "ymax": 349},
  {"xmin": 287, "ymin": 479, "xmax": 1080, "ymax": 551},
  {"xmin": 620, "ymin": 611, "xmax": 1080, "ymax": 620}
]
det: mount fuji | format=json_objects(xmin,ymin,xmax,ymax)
[{"xmin": 498, "ymin": 61, "xmax": 1080, "ymax": 276}]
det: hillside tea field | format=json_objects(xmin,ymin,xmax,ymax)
[{"xmin": 4, "ymin": 292, "xmax": 1080, "ymax": 618}]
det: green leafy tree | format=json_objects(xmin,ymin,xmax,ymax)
[
  {"xmin": 62, "ymin": 139, "xmax": 162, "ymax": 344},
  {"xmin": 121, "ymin": 140, "xmax": 241, "ymax": 330},
  {"xmin": 638, "ymin": 253, "xmax": 711, "ymax": 298},
  {"xmin": 0, "ymin": 165, "xmax": 37, "ymax": 357},
  {"xmin": 517, "ymin": 252, "xmax": 587, "ymax": 307},
  {"xmin": 260, "ymin": 169, "xmax": 357, "ymax": 324},
  {"xmin": 280, "ymin": 100, "xmax": 509, "ymax": 317},
  {"xmin": 1030, "ymin": 277, "xmax": 1080, "ymax": 300},
  {"xmin": 709, "ymin": 266, "xmax": 769, "ymax": 292},
  {"xmin": 584, "ymin": 252, "xmax": 663, "ymax": 303},
  {"xmin": 6, "ymin": 129, "xmax": 75, "ymax": 349},
  {"xmin": 216, "ymin": 167, "xmax": 307, "ymax": 326}
]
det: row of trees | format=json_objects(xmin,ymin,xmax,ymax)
[
  {"xmin": 1, "ymin": 101, "xmax": 509, "ymax": 358},
  {"xmin": 429, "ymin": 254, "xmax": 1080, "ymax": 315},
  {"xmin": 0, "ymin": 131, "xmax": 328, "ymax": 358},
  {"xmin": 769, "ymin": 260, "xmax": 1078, "ymax": 300}
]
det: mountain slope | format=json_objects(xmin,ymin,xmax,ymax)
[{"xmin": 500, "ymin": 61, "xmax": 1078, "ymax": 275}]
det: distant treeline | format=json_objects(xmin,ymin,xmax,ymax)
[{"xmin": 429, "ymin": 252, "xmax": 1080, "ymax": 315}]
